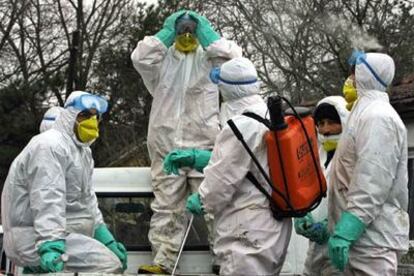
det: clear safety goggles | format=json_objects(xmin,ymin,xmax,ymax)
[
  {"xmin": 348, "ymin": 50, "xmax": 388, "ymax": 88},
  {"xmin": 209, "ymin": 67, "xmax": 257, "ymax": 85},
  {"xmin": 65, "ymin": 94, "xmax": 108, "ymax": 115}
]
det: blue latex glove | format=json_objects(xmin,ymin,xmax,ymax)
[
  {"xmin": 186, "ymin": 192, "xmax": 204, "ymax": 215},
  {"xmin": 155, "ymin": 10, "xmax": 187, "ymax": 47},
  {"xmin": 188, "ymin": 11, "xmax": 220, "ymax": 48},
  {"xmin": 38, "ymin": 240, "xmax": 65, "ymax": 273},
  {"xmin": 328, "ymin": 211, "xmax": 366, "ymax": 271},
  {"xmin": 94, "ymin": 224, "xmax": 128, "ymax": 270},
  {"xmin": 163, "ymin": 149, "xmax": 212, "ymax": 175}
]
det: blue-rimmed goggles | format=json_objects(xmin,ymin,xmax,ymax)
[
  {"xmin": 65, "ymin": 94, "xmax": 108, "ymax": 114},
  {"xmin": 348, "ymin": 50, "xmax": 388, "ymax": 88},
  {"xmin": 209, "ymin": 67, "xmax": 257, "ymax": 85}
]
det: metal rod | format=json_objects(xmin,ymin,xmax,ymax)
[{"xmin": 171, "ymin": 214, "xmax": 194, "ymax": 276}]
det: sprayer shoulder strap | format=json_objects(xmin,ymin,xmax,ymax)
[
  {"xmin": 242, "ymin": 112, "xmax": 271, "ymax": 129},
  {"xmin": 246, "ymin": 172, "xmax": 273, "ymax": 201},
  {"xmin": 226, "ymin": 118, "xmax": 273, "ymax": 201}
]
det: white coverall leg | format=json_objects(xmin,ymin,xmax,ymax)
[
  {"xmin": 131, "ymin": 35, "xmax": 241, "ymax": 270},
  {"xmin": 328, "ymin": 53, "xmax": 409, "ymax": 275}
]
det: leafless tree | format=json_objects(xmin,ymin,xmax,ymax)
[{"xmin": 196, "ymin": 0, "xmax": 414, "ymax": 103}]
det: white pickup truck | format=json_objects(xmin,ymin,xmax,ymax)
[
  {"xmin": 0, "ymin": 167, "xmax": 309, "ymax": 275},
  {"xmin": 92, "ymin": 167, "xmax": 309, "ymax": 275}
]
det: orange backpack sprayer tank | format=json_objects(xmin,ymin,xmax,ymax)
[
  {"xmin": 266, "ymin": 96, "xmax": 327, "ymax": 214},
  {"xmin": 227, "ymin": 95, "xmax": 326, "ymax": 218}
]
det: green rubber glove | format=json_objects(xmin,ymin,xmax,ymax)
[
  {"xmin": 188, "ymin": 11, "xmax": 220, "ymax": 48},
  {"xmin": 186, "ymin": 192, "xmax": 204, "ymax": 215},
  {"xmin": 163, "ymin": 149, "xmax": 212, "ymax": 175},
  {"xmin": 155, "ymin": 10, "xmax": 187, "ymax": 47},
  {"xmin": 306, "ymin": 219, "xmax": 330, "ymax": 245},
  {"xmin": 328, "ymin": 211, "xmax": 366, "ymax": 271},
  {"xmin": 38, "ymin": 240, "xmax": 65, "ymax": 273},
  {"xmin": 94, "ymin": 224, "xmax": 128, "ymax": 270},
  {"xmin": 294, "ymin": 213, "xmax": 314, "ymax": 234}
]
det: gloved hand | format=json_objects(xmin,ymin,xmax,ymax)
[
  {"xmin": 328, "ymin": 211, "xmax": 365, "ymax": 271},
  {"xmin": 94, "ymin": 224, "xmax": 128, "ymax": 270},
  {"xmin": 163, "ymin": 149, "xmax": 212, "ymax": 175},
  {"xmin": 38, "ymin": 240, "xmax": 66, "ymax": 273},
  {"xmin": 294, "ymin": 214, "xmax": 329, "ymax": 244},
  {"xmin": 294, "ymin": 213, "xmax": 314, "ymax": 235},
  {"xmin": 186, "ymin": 192, "xmax": 204, "ymax": 215},
  {"xmin": 155, "ymin": 10, "xmax": 187, "ymax": 47},
  {"xmin": 188, "ymin": 11, "xmax": 220, "ymax": 48}
]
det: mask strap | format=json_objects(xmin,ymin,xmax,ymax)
[
  {"xmin": 219, "ymin": 77, "xmax": 257, "ymax": 85},
  {"xmin": 360, "ymin": 59, "xmax": 388, "ymax": 88}
]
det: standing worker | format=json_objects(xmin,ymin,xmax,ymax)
[
  {"xmin": 1, "ymin": 91, "xmax": 127, "ymax": 273},
  {"xmin": 182, "ymin": 57, "xmax": 292, "ymax": 275},
  {"xmin": 294, "ymin": 96, "xmax": 349, "ymax": 276},
  {"xmin": 328, "ymin": 52, "xmax": 409, "ymax": 275},
  {"xmin": 131, "ymin": 10, "xmax": 241, "ymax": 274}
]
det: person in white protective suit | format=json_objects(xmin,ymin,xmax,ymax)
[
  {"xmin": 182, "ymin": 57, "xmax": 292, "ymax": 275},
  {"xmin": 39, "ymin": 106, "xmax": 64, "ymax": 133},
  {"xmin": 327, "ymin": 52, "xmax": 409, "ymax": 275},
  {"xmin": 1, "ymin": 91, "xmax": 127, "ymax": 273},
  {"xmin": 294, "ymin": 96, "xmax": 349, "ymax": 276},
  {"xmin": 130, "ymin": 9, "xmax": 242, "ymax": 274}
]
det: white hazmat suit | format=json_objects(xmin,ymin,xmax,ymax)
[
  {"xmin": 130, "ymin": 25, "xmax": 241, "ymax": 270},
  {"xmin": 1, "ymin": 91, "xmax": 123, "ymax": 273},
  {"xmin": 39, "ymin": 106, "xmax": 64, "ymax": 133},
  {"xmin": 328, "ymin": 53, "xmax": 409, "ymax": 275},
  {"xmin": 199, "ymin": 57, "xmax": 292, "ymax": 275},
  {"xmin": 303, "ymin": 96, "xmax": 349, "ymax": 276}
]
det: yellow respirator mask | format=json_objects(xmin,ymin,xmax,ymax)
[
  {"xmin": 175, "ymin": 33, "xmax": 198, "ymax": 53},
  {"xmin": 343, "ymin": 77, "xmax": 357, "ymax": 111},
  {"xmin": 319, "ymin": 134, "xmax": 341, "ymax": 152},
  {"xmin": 77, "ymin": 115, "xmax": 99, "ymax": 143}
]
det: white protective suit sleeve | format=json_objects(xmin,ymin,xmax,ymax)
[
  {"xmin": 347, "ymin": 114, "xmax": 403, "ymax": 225},
  {"xmin": 28, "ymin": 142, "xmax": 67, "ymax": 246},
  {"xmin": 200, "ymin": 119, "xmax": 257, "ymax": 214}
]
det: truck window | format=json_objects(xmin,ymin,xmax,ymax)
[{"xmin": 97, "ymin": 195, "xmax": 210, "ymax": 250}]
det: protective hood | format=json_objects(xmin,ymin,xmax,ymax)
[
  {"xmin": 315, "ymin": 96, "xmax": 349, "ymax": 127},
  {"xmin": 39, "ymin": 106, "xmax": 64, "ymax": 133},
  {"xmin": 355, "ymin": 53, "xmax": 395, "ymax": 94},
  {"xmin": 53, "ymin": 91, "xmax": 93, "ymax": 147},
  {"xmin": 218, "ymin": 57, "xmax": 260, "ymax": 102}
]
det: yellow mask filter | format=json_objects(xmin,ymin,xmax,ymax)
[
  {"xmin": 175, "ymin": 33, "xmax": 198, "ymax": 53},
  {"xmin": 77, "ymin": 115, "xmax": 99, "ymax": 143},
  {"xmin": 322, "ymin": 140, "xmax": 338, "ymax": 152},
  {"xmin": 343, "ymin": 77, "xmax": 357, "ymax": 111}
]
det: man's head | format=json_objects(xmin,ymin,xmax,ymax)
[
  {"xmin": 175, "ymin": 13, "xmax": 198, "ymax": 53},
  {"xmin": 313, "ymin": 96, "xmax": 349, "ymax": 152},
  {"xmin": 313, "ymin": 103, "xmax": 342, "ymax": 136},
  {"xmin": 347, "ymin": 51, "xmax": 395, "ymax": 93},
  {"xmin": 63, "ymin": 91, "xmax": 108, "ymax": 144},
  {"xmin": 209, "ymin": 57, "xmax": 262, "ymax": 125}
]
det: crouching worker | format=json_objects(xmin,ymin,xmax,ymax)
[
  {"xmin": 164, "ymin": 57, "xmax": 292, "ymax": 275},
  {"xmin": 294, "ymin": 96, "xmax": 349, "ymax": 276},
  {"xmin": 1, "ymin": 91, "xmax": 127, "ymax": 273}
]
